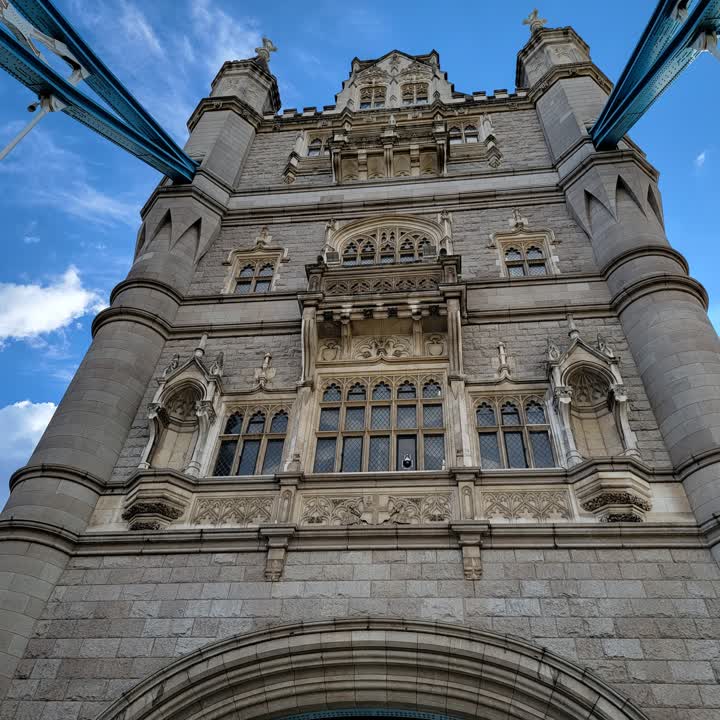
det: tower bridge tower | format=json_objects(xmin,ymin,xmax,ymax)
[{"xmin": 1, "ymin": 17, "xmax": 720, "ymax": 720}]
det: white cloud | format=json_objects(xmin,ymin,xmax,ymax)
[
  {"xmin": 118, "ymin": 0, "xmax": 165, "ymax": 58},
  {"xmin": 695, "ymin": 150, "xmax": 706, "ymax": 168},
  {"xmin": 23, "ymin": 235, "xmax": 40, "ymax": 244},
  {"xmin": 0, "ymin": 400, "xmax": 56, "ymax": 466},
  {"xmin": 190, "ymin": 0, "xmax": 261, "ymax": 73},
  {"xmin": 0, "ymin": 266, "xmax": 103, "ymax": 344}
]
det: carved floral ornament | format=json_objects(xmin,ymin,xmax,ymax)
[{"xmin": 318, "ymin": 334, "xmax": 447, "ymax": 363}]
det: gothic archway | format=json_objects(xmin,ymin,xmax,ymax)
[{"xmin": 96, "ymin": 618, "xmax": 649, "ymax": 720}]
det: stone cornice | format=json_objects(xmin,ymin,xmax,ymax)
[
  {"xmin": 526, "ymin": 62, "xmax": 613, "ymax": 103},
  {"xmin": 0, "ymin": 518, "xmax": 79, "ymax": 555},
  {"xmin": 9, "ymin": 462, "xmax": 106, "ymax": 494},
  {"xmin": 109, "ymin": 278, "xmax": 185, "ymax": 307},
  {"xmin": 601, "ymin": 246, "xmax": 689, "ymax": 280},
  {"xmin": 91, "ymin": 306, "xmax": 172, "ymax": 340},
  {"xmin": 187, "ymin": 95, "xmax": 265, "ymax": 133},
  {"xmin": 675, "ymin": 447, "xmax": 720, "ymax": 482},
  {"xmin": 559, "ymin": 148, "xmax": 660, "ymax": 191},
  {"xmin": 140, "ymin": 176, "xmax": 228, "ymax": 220},
  {"xmin": 72, "ymin": 521, "xmax": 707, "ymax": 555},
  {"xmin": 611, "ymin": 273, "xmax": 709, "ymax": 315}
]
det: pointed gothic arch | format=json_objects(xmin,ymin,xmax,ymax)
[{"xmin": 95, "ymin": 618, "xmax": 650, "ymax": 720}]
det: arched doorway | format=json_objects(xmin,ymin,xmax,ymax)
[{"xmin": 96, "ymin": 618, "xmax": 648, "ymax": 720}]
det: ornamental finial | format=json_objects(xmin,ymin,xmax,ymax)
[
  {"xmin": 523, "ymin": 9, "xmax": 547, "ymax": 34},
  {"xmin": 255, "ymin": 37, "xmax": 277, "ymax": 64}
]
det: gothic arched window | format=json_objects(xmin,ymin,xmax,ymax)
[
  {"xmin": 504, "ymin": 245, "xmax": 547, "ymax": 277},
  {"xmin": 307, "ymin": 138, "xmax": 322, "ymax": 157},
  {"xmin": 234, "ymin": 261, "xmax": 276, "ymax": 294},
  {"xmin": 401, "ymin": 82, "xmax": 429, "ymax": 105},
  {"xmin": 476, "ymin": 397, "xmax": 555, "ymax": 469},
  {"xmin": 314, "ymin": 377, "xmax": 446, "ymax": 473},
  {"xmin": 359, "ymin": 85, "xmax": 386, "ymax": 109},
  {"xmin": 213, "ymin": 408, "xmax": 288, "ymax": 476}
]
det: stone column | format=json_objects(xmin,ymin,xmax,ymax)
[{"xmin": 0, "ymin": 48, "xmax": 282, "ymax": 695}]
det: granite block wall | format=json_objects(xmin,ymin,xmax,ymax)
[{"xmin": 4, "ymin": 547, "xmax": 720, "ymax": 720}]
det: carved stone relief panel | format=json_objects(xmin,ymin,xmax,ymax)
[
  {"xmin": 191, "ymin": 495, "xmax": 275, "ymax": 527},
  {"xmin": 300, "ymin": 493, "xmax": 452, "ymax": 526},
  {"xmin": 480, "ymin": 489, "xmax": 572, "ymax": 522},
  {"xmin": 318, "ymin": 333, "xmax": 446, "ymax": 363}
]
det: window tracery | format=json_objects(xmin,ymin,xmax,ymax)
[
  {"xmin": 233, "ymin": 260, "xmax": 276, "ymax": 294},
  {"xmin": 503, "ymin": 244, "xmax": 548, "ymax": 277},
  {"xmin": 475, "ymin": 397, "xmax": 556, "ymax": 469},
  {"xmin": 313, "ymin": 375, "xmax": 446, "ymax": 473},
  {"xmin": 359, "ymin": 84, "xmax": 386, "ymax": 109},
  {"xmin": 306, "ymin": 137, "xmax": 330, "ymax": 158},
  {"xmin": 401, "ymin": 82, "xmax": 429, "ymax": 105},
  {"xmin": 213, "ymin": 406, "xmax": 289, "ymax": 476},
  {"xmin": 449, "ymin": 124, "xmax": 479, "ymax": 145},
  {"xmin": 339, "ymin": 227, "xmax": 436, "ymax": 266}
]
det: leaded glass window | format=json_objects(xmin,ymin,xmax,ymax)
[
  {"xmin": 337, "ymin": 228, "xmax": 437, "ymax": 266},
  {"xmin": 475, "ymin": 397, "xmax": 556, "ymax": 469},
  {"xmin": 401, "ymin": 82, "xmax": 429, "ymax": 106},
  {"xmin": 359, "ymin": 84, "xmax": 386, "ymax": 109},
  {"xmin": 233, "ymin": 260, "xmax": 276, "ymax": 294},
  {"xmin": 313, "ymin": 377, "xmax": 446, "ymax": 472},
  {"xmin": 503, "ymin": 245, "xmax": 547, "ymax": 277},
  {"xmin": 213, "ymin": 408, "xmax": 289, "ymax": 476}
]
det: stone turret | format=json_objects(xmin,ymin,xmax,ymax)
[
  {"xmin": 0, "ymin": 42, "xmax": 282, "ymax": 697},
  {"xmin": 521, "ymin": 15, "xmax": 720, "ymax": 552}
]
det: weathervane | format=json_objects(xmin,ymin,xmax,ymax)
[{"xmin": 523, "ymin": 9, "xmax": 547, "ymax": 35}]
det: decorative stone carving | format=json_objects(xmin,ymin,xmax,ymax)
[
  {"xmin": 575, "ymin": 473, "xmax": 653, "ymax": 523},
  {"xmin": 352, "ymin": 335, "xmax": 412, "ymax": 359},
  {"xmin": 323, "ymin": 274, "xmax": 439, "ymax": 295},
  {"xmin": 121, "ymin": 476, "xmax": 191, "ymax": 532},
  {"xmin": 546, "ymin": 326, "xmax": 641, "ymax": 467},
  {"xmin": 260, "ymin": 527, "xmax": 294, "ymax": 581},
  {"xmin": 191, "ymin": 496, "xmax": 275, "ymax": 526},
  {"xmin": 481, "ymin": 490, "xmax": 572, "ymax": 522},
  {"xmin": 300, "ymin": 493, "xmax": 452, "ymax": 526},
  {"xmin": 254, "ymin": 352, "xmax": 276, "ymax": 390},
  {"xmin": 139, "ymin": 338, "xmax": 225, "ymax": 478}
]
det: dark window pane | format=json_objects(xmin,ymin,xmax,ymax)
[
  {"xmin": 368, "ymin": 436, "xmax": 390, "ymax": 471},
  {"xmin": 213, "ymin": 440, "xmax": 237, "ymax": 476},
  {"xmin": 371, "ymin": 405, "xmax": 390, "ymax": 430},
  {"xmin": 254, "ymin": 279, "xmax": 271, "ymax": 293},
  {"xmin": 245, "ymin": 412, "xmax": 265, "ymax": 434},
  {"xmin": 323, "ymin": 384, "xmax": 341, "ymax": 402},
  {"xmin": 423, "ymin": 435, "xmax": 445, "ymax": 470},
  {"xmin": 258, "ymin": 263, "xmax": 274, "ymax": 276},
  {"xmin": 235, "ymin": 280, "xmax": 252, "ymax": 294},
  {"xmin": 237, "ymin": 439, "xmax": 261, "ymax": 474},
  {"xmin": 423, "ymin": 404, "xmax": 443, "ymax": 428},
  {"xmin": 504, "ymin": 248, "xmax": 522, "ymax": 261},
  {"xmin": 341, "ymin": 437, "xmax": 363, "ymax": 472},
  {"xmin": 380, "ymin": 253, "xmax": 394, "ymax": 264},
  {"xmin": 224, "ymin": 412, "xmax": 243, "ymax": 434},
  {"xmin": 261, "ymin": 439, "xmax": 284, "ymax": 474},
  {"xmin": 397, "ymin": 381, "xmax": 416, "ymax": 399},
  {"xmin": 319, "ymin": 408, "xmax": 340, "ymax": 431},
  {"xmin": 507, "ymin": 264, "xmax": 525, "ymax": 277},
  {"xmin": 239, "ymin": 265, "xmax": 254, "ymax": 277},
  {"xmin": 504, "ymin": 431, "xmax": 528, "ymax": 468},
  {"xmin": 397, "ymin": 435, "xmax": 417, "ymax": 470},
  {"xmin": 528, "ymin": 263, "xmax": 547, "ymax": 276},
  {"xmin": 345, "ymin": 407, "xmax": 365, "ymax": 431},
  {"xmin": 270, "ymin": 411, "xmax": 288, "ymax": 434},
  {"xmin": 397, "ymin": 405, "xmax": 417, "ymax": 429},
  {"xmin": 347, "ymin": 383, "xmax": 366, "ymax": 401},
  {"xmin": 372, "ymin": 382, "xmax": 391, "ymax": 400},
  {"xmin": 530, "ymin": 431, "xmax": 555, "ymax": 468},
  {"xmin": 501, "ymin": 403, "xmax": 521, "ymax": 426},
  {"xmin": 399, "ymin": 252, "xmax": 415, "ymax": 263},
  {"xmin": 423, "ymin": 381, "xmax": 442, "ymax": 399},
  {"xmin": 476, "ymin": 403, "xmax": 496, "ymax": 427},
  {"xmin": 525, "ymin": 401, "xmax": 546, "ymax": 425},
  {"xmin": 479, "ymin": 432, "xmax": 501, "ymax": 469},
  {"xmin": 314, "ymin": 438, "xmax": 337, "ymax": 472}
]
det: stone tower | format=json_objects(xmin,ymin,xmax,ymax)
[{"xmin": 2, "ymin": 18, "xmax": 720, "ymax": 720}]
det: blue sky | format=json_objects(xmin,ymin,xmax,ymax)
[{"xmin": 0, "ymin": 0, "xmax": 718, "ymax": 501}]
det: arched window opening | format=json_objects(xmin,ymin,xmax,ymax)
[
  {"xmin": 234, "ymin": 261, "xmax": 275, "ymax": 294},
  {"xmin": 307, "ymin": 138, "xmax": 322, "ymax": 157},
  {"xmin": 503, "ymin": 245, "xmax": 547, "ymax": 277},
  {"xmin": 213, "ymin": 408, "xmax": 288, "ymax": 476},
  {"xmin": 359, "ymin": 84, "xmax": 386, "ymax": 109},
  {"xmin": 314, "ymin": 377, "xmax": 446, "ymax": 473},
  {"xmin": 476, "ymin": 398, "xmax": 555, "ymax": 470}
]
